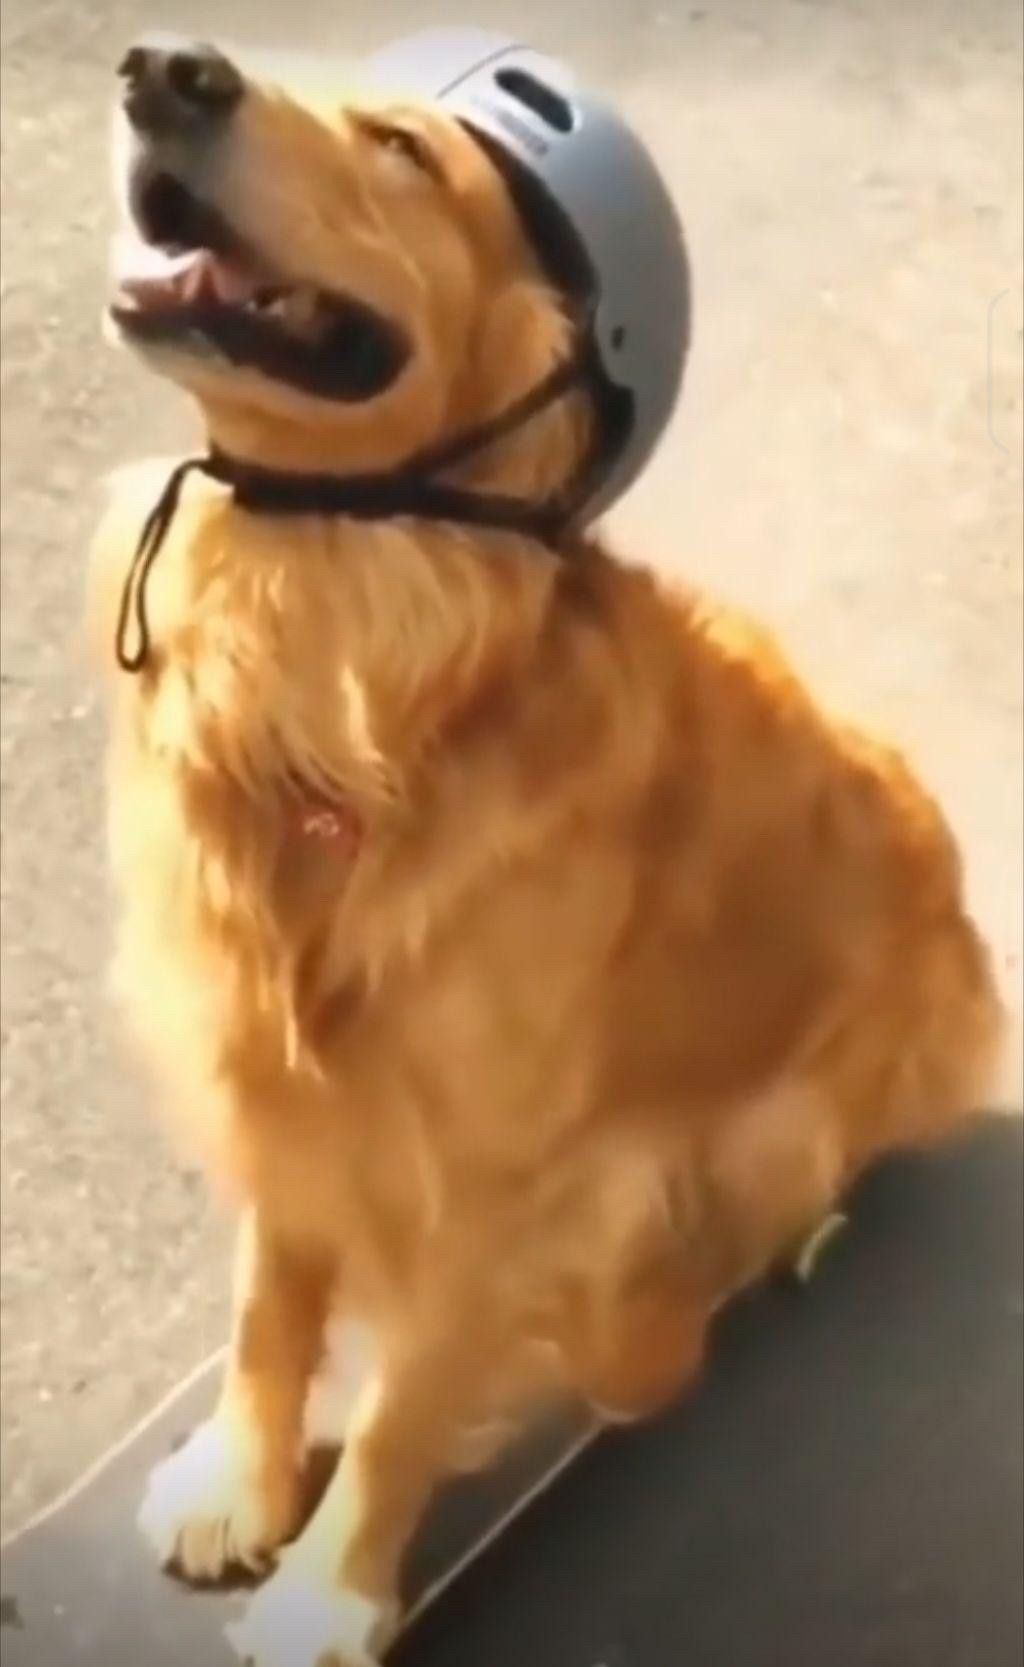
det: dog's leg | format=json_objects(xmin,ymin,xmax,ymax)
[
  {"xmin": 139, "ymin": 1209, "xmax": 333, "ymax": 1581},
  {"xmin": 228, "ymin": 1330, "xmax": 493, "ymax": 1667}
]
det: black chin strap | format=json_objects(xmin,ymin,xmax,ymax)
[
  {"xmin": 115, "ymin": 455, "xmax": 209, "ymax": 674},
  {"xmin": 115, "ymin": 334, "xmax": 600, "ymax": 674}
]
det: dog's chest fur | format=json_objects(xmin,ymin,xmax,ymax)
[{"xmin": 93, "ymin": 478, "xmax": 659, "ymax": 1287}]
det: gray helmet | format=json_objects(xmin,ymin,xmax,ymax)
[{"xmin": 366, "ymin": 30, "xmax": 691, "ymax": 520}]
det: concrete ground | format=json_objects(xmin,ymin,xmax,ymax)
[{"xmin": 1, "ymin": 0, "xmax": 1021, "ymax": 1538}]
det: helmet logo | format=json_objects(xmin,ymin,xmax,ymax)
[{"xmin": 469, "ymin": 95, "xmax": 550, "ymax": 160}]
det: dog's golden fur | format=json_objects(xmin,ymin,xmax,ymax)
[{"xmin": 94, "ymin": 47, "xmax": 1002, "ymax": 1662}]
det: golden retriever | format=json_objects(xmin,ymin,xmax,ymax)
[{"xmin": 91, "ymin": 37, "xmax": 1002, "ymax": 1667}]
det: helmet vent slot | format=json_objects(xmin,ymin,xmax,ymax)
[{"xmin": 495, "ymin": 68, "xmax": 575, "ymax": 134}]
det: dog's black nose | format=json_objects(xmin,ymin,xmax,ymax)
[{"xmin": 118, "ymin": 37, "xmax": 243, "ymax": 136}]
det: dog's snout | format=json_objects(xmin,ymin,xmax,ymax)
[{"xmin": 118, "ymin": 37, "xmax": 243, "ymax": 136}]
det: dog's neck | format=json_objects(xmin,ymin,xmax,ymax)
[
  {"xmin": 95, "ymin": 466, "xmax": 560, "ymax": 807},
  {"xmin": 199, "ymin": 387, "xmax": 593, "ymax": 506}
]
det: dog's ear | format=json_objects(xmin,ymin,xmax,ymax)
[{"xmin": 468, "ymin": 277, "xmax": 589, "ymax": 500}]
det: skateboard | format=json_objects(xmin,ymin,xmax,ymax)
[
  {"xmin": 0, "ymin": 1337, "xmax": 595, "ymax": 1666},
  {"xmin": 3, "ymin": 1117, "xmax": 1021, "ymax": 1667}
]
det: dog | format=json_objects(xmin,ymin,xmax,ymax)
[{"xmin": 91, "ymin": 36, "xmax": 1002, "ymax": 1667}]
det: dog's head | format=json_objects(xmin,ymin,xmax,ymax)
[{"xmin": 108, "ymin": 36, "xmax": 589, "ymax": 482}]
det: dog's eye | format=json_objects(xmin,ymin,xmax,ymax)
[{"xmin": 364, "ymin": 121, "xmax": 440, "ymax": 182}]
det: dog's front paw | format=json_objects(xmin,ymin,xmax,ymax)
[
  {"xmin": 138, "ymin": 1417, "xmax": 299, "ymax": 1582},
  {"xmin": 226, "ymin": 1566, "xmax": 395, "ymax": 1667}
]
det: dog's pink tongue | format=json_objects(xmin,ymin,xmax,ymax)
[
  {"xmin": 174, "ymin": 250, "xmax": 257, "ymax": 305},
  {"xmin": 114, "ymin": 237, "xmax": 257, "ymax": 308},
  {"xmin": 205, "ymin": 256, "xmax": 259, "ymax": 304}
]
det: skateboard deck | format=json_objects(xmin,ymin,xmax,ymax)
[
  {"xmin": 0, "ymin": 1346, "xmax": 596, "ymax": 1666},
  {"xmin": 2, "ymin": 1116, "xmax": 1021, "ymax": 1667}
]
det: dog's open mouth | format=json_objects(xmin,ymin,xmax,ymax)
[{"xmin": 110, "ymin": 168, "xmax": 410, "ymax": 401}]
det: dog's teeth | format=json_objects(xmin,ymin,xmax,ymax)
[
  {"xmin": 270, "ymin": 290, "xmax": 320, "ymax": 335},
  {"xmin": 179, "ymin": 251, "xmax": 216, "ymax": 304},
  {"xmin": 242, "ymin": 289, "xmax": 293, "ymax": 319},
  {"xmin": 249, "ymin": 287, "xmax": 288, "ymax": 312},
  {"xmin": 180, "ymin": 268, "xmax": 203, "ymax": 304}
]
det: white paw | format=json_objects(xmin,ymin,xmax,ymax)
[
  {"xmin": 226, "ymin": 1567, "xmax": 395, "ymax": 1667},
  {"xmin": 138, "ymin": 1417, "xmax": 295, "ymax": 1581}
]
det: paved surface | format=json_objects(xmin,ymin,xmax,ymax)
[{"xmin": 1, "ymin": 0, "xmax": 1021, "ymax": 1537}]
